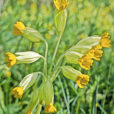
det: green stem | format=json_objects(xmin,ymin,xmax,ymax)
[
  {"xmin": 43, "ymin": 40, "xmax": 48, "ymax": 77},
  {"xmin": 54, "ymin": 54, "xmax": 64, "ymax": 71},
  {"xmin": 51, "ymin": 68, "xmax": 61, "ymax": 82},
  {"xmin": 49, "ymin": 32, "xmax": 63, "ymax": 75},
  {"xmin": 36, "ymin": 104, "xmax": 42, "ymax": 114},
  {"xmin": 52, "ymin": 32, "xmax": 62, "ymax": 61},
  {"xmin": 51, "ymin": 54, "xmax": 64, "ymax": 76},
  {"xmin": 30, "ymin": 42, "xmax": 34, "ymax": 51},
  {"xmin": 51, "ymin": 60, "xmax": 66, "ymax": 82}
]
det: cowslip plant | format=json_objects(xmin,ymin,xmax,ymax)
[{"xmin": 5, "ymin": 0, "xmax": 111, "ymax": 114}]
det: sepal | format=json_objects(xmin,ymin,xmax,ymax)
[
  {"xmin": 61, "ymin": 66, "xmax": 81, "ymax": 82},
  {"xmin": 16, "ymin": 51, "xmax": 41, "ymax": 64},
  {"xmin": 23, "ymin": 27, "xmax": 44, "ymax": 42},
  {"xmin": 19, "ymin": 72, "xmax": 39, "ymax": 91},
  {"xmin": 54, "ymin": 9, "xmax": 67, "ymax": 33}
]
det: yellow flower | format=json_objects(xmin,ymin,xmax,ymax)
[
  {"xmin": 25, "ymin": 110, "xmax": 32, "ymax": 114},
  {"xmin": 101, "ymin": 32, "xmax": 109, "ymax": 39},
  {"xmin": 13, "ymin": 21, "xmax": 25, "ymax": 35},
  {"xmin": 76, "ymin": 74, "xmax": 89, "ymax": 88},
  {"xmin": 12, "ymin": 87, "xmax": 23, "ymax": 99},
  {"xmin": 100, "ymin": 38, "xmax": 111, "ymax": 48},
  {"xmin": 93, "ymin": 44, "xmax": 102, "ymax": 50},
  {"xmin": 93, "ymin": 49, "xmax": 103, "ymax": 61},
  {"xmin": 87, "ymin": 49, "xmax": 95, "ymax": 58},
  {"xmin": 88, "ymin": 45, "xmax": 103, "ymax": 61},
  {"xmin": 79, "ymin": 55, "xmax": 93, "ymax": 70},
  {"xmin": 54, "ymin": 0, "xmax": 69, "ymax": 11},
  {"xmin": 45, "ymin": 33, "xmax": 50, "ymax": 39},
  {"xmin": 45, "ymin": 104, "xmax": 56, "ymax": 113},
  {"xmin": 5, "ymin": 52, "xmax": 16, "ymax": 67},
  {"xmin": 100, "ymin": 32, "xmax": 111, "ymax": 48}
]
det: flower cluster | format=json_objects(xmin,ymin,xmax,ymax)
[
  {"xmin": 6, "ymin": 21, "xmax": 56, "ymax": 114},
  {"xmin": 4, "ymin": 1, "xmax": 111, "ymax": 114},
  {"xmin": 79, "ymin": 32, "xmax": 111, "ymax": 70}
]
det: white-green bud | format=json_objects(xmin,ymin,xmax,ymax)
[
  {"xmin": 15, "ymin": 51, "xmax": 42, "ymax": 64},
  {"xmin": 19, "ymin": 72, "xmax": 39, "ymax": 91}
]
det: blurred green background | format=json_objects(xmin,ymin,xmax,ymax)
[{"xmin": 0, "ymin": 0, "xmax": 114, "ymax": 114}]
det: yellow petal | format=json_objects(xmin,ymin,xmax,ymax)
[
  {"xmin": 76, "ymin": 74, "xmax": 89, "ymax": 88},
  {"xmin": 13, "ymin": 22, "xmax": 25, "ymax": 35}
]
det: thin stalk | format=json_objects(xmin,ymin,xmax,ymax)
[
  {"xmin": 52, "ymin": 32, "xmax": 62, "ymax": 61},
  {"xmin": 49, "ymin": 32, "xmax": 63, "ymax": 75},
  {"xmin": 51, "ymin": 54, "xmax": 64, "ymax": 77},
  {"xmin": 30, "ymin": 42, "xmax": 34, "ymax": 51},
  {"xmin": 51, "ymin": 60, "xmax": 66, "ymax": 82},
  {"xmin": 36, "ymin": 104, "xmax": 42, "ymax": 114},
  {"xmin": 51, "ymin": 68, "xmax": 61, "ymax": 82},
  {"xmin": 43, "ymin": 40, "xmax": 48, "ymax": 77}
]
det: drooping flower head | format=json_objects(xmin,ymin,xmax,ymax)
[
  {"xmin": 12, "ymin": 87, "xmax": 23, "ymax": 99},
  {"xmin": 25, "ymin": 109, "xmax": 32, "ymax": 114},
  {"xmin": 54, "ymin": 0, "xmax": 69, "ymax": 11},
  {"xmin": 76, "ymin": 74, "xmax": 89, "ymax": 88},
  {"xmin": 5, "ymin": 52, "xmax": 17, "ymax": 67},
  {"xmin": 100, "ymin": 32, "xmax": 111, "ymax": 48},
  {"xmin": 5, "ymin": 51, "xmax": 41, "ymax": 67},
  {"xmin": 79, "ymin": 55, "xmax": 93, "ymax": 70},
  {"xmin": 45, "ymin": 104, "xmax": 56, "ymax": 113},
  {"xmin": 13, "ymin": 21, "xmax": 25, "ymax": 35}
]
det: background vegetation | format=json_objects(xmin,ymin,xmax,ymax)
[{"xmin": 0, "ymin": 0, "xmax": 114, "ymax": 114}]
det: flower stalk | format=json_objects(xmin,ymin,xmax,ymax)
[
  {"xmin": 49, "ymin": 32, "xmax": 63, "ymax": 75},
  {"xmin": 43, "ymin": 40, "xmax": 48, "ymax": 77}
]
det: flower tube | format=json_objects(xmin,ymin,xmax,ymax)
[
  {"xmin": 61, "ymin": 66, "xmax": 89, "ymax": 88},
  {"xmin": 5, "ymin": 51, "xmax": 42, "ymax": 67}
]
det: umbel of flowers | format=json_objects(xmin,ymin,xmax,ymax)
[{"xmin": 5, "ymin": 0, "xmax": 111, "ymax": 114}]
